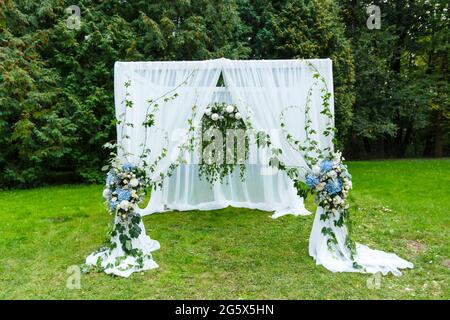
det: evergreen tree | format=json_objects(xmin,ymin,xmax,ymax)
[{"xmin": 238, "ymin": 0, "xmax": 355, "ymax": 144}]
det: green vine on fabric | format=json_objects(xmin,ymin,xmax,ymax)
[{"xmin": 269, "ymin": 63, "xmax": 362, "ymax": 270}]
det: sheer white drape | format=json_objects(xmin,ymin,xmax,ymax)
[{"xmin": 222, "ymin": 59, "xmax": 333, "ymax": 175}]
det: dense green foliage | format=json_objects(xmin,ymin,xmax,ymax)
[
  {"xmin": 0, "ymin": 159, "xmax": 449, "ymax": 298},
  {"xmin": 0, "ymin": 0, "xmax": 448, "ymax": 187},
  {"xmin": 340, "ymin": 0, "xmax": 449, "ymax": 158}
]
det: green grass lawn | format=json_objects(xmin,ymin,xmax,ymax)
[{"xmin": 0, "ymin": 159, "xmax": 449, "ymax": 299}]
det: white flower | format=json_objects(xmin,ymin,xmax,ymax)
[
  {"xmin": 205, "ymin": 108, "xmax": 212, "ymax": 116},
  {"xmin": 234, "ymin": 112, "xmax": 242, "ymax": 119},
  {"xmin": 123, "ymin": 179, "xmax": 128, "ymax": 184},
  {"xmin": 130, "ymin": 178, "xmax": 139, "ymax": 187},
  {"xmin": 333, "ymin": 151, "xmax": 342, "ymax": 161},
  {"xmin": 119, "ymin": 200, "xmax": 130, "ymax": 211},
  {"xmin": 316, "ymin": 182, "xmax": 325, "ymax": 191},
  {"xmin": 131, "ymin": 190, "xmax": 139, "ymax": 199},
  {"xmin": 345, "ymin": 180, "xmax": 352, "ymax": 189},
  {"xmin": 327, "ymin": 170, "xmax": 337, "ymax": 178},
  {"xmin": 333, "ymin": 195, "xmax": 343, "ymax": 205},
  {"xmin": 102, "ymin": 188, "xmax": 111, "ymax": 199},
  {"xmin": 111, "ymin": 196, "xmax": 117, "ymax": 202},
  {"xmin": 226, "ymin": 105, "xmax": 235, "ymax": 113},
  {"xmin": 312, "ymin": 165, "xmax": 320, "ymax": 175},
  {"xmin": 211, "ymin": 113, "xmax": 219, "ymax": 121}
]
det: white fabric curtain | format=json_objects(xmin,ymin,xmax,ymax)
[
  {"xmin": 222, "ymin": 59, "xmax": 334, "ymax": 175},
  {"xmin": 115, "ymin": 59, "xmax": 310, "ymax": 217},
  {"xmin": 114, "ymin": 60, "xmax": 222, "ymax": 177}
]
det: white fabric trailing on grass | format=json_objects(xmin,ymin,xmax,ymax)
[
  {"xmin": 309, "ymin": 206, "xmax": 414, "ymax": 276},
  {"xmin": 85, "ymin": 219, "xmax": 160, "ymax": 278}
]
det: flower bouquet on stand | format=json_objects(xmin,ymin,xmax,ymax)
[{"xmin": 85, "ymin": 159, "xmax": 160, "ymax": 278}]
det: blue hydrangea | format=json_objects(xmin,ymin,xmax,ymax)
[
  {"xmin": 116, "ymin": 188, "xmax": 131, "ymax": 201},
  {"xmin": 305, "ymin": 174, "xmax": 320, "ymax": 188},
  {"xmin": 122, "ymin": 162, "xmax": 135, "ymax": 172},
  {"xmin": 320, "ymin": 160, "xmax": 333, "ymax": 173},
  {"xmin": 325, "ymin": 179, "xmax": 342, "ymax": 195},
  {"xmin": 106, "ymin": 172, "xmax": 116, "ymax": 185},
  {"xmin": 109, "ymin": 200, "xmax": 118, "ymax": 211}
]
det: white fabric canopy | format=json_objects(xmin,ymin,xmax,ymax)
[
  {"xmin": 113, "ymin": 58, "xmax": 413, "ymax": 276},
  {"xmin": 114, "ymin": 58, "xmax": 334, "ymax": 218}
]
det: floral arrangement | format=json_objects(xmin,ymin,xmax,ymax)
[
  {"xmin": 305, "ymin": 152, "xmax": 352, "ymax": 216},
  {"xmin": 199, "ymin": 102, "xmax": 249, "ymax": 184},
  {"xmin": 204, "ymin": 103, "xmax": 242, "ymax": 121},
  {"xmin": 100, "ymin": 160, "xmax": 151, "ymax": 253},
  {"xmin": 303, "ymin": 152, "xmax": 361, "ymax": 268},
  {"xmin": 103, "ymin": 161, "xmax": 146, "ymax": 220}
]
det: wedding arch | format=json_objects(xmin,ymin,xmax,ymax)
[{"xmin": 85, "ymin": 58, "xmax": 413, "ymax": 278}]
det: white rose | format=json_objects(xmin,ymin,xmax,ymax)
[
  {"xmin": 119, "ymin": 200, "xmax": 130, "ymax": 211},
  {"xmin": 333, "ymin": 195, "xmax": 343, "ymax": 205},
  {"xmin": 211, "ymin": 113, "xmax": 219, "ymax": 121},
  {"xmin": 327, "ymin": 170, "xmax": 337, "ymax": 178},
  {"xmin": 234, "ymin": 112, "xmax": 242, "ymax": 119},
  {"xmin": 226, "ymin": 105, "xmax": 235, "ymax": 113},
  {"xmin": 312, "ymin": 165, "xmax": 320, "ymax": 175},
  {"xmin": 130, "ymin": 178, "xmax": 139, "ymax": 187},
  {"xmin": 102, "ymin": 188, "xmax": 111, "ymax": 199},
  {"xmin": 205, "ymin": 108, "xmax": 212, "ymax": 116}
]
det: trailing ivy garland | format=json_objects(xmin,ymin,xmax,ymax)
[{"xmin": 199, "ymin": 102, "xmax": 249, "ymax": 184}]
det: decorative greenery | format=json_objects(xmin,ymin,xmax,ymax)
[
  {"xmin": 84, "ymin": 160, "xmax": 151, "ymax": 273},
  {"xmin": 199, "ymin": 103, "xmax": 249, "ymax": 184}
]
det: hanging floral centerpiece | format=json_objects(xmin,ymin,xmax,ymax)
[{"xmin": 199, "ymin": 102, "xmax": 249, "ymax": 184}]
